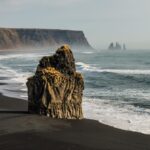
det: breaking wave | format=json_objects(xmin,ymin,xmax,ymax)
[
  {"xmin": 83, "ymin": 97, "xmax": 150, "ymax": 134},
  {"xmin": 76, "ymin": 62, "xmax": 150, "ymax": 75}
]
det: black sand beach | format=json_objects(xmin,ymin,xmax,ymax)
[{"xmin": 0, "ymin": 93, "xmax": 150, "ymax": 150}]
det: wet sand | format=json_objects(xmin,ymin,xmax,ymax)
[{"xmin": 0, "ymin": 93, "xmax": 150, "ymax": 150}]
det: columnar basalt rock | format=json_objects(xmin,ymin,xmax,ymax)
[{"xmin": 27, "ymin": 45, "xmax": 84, "ymax": 119}]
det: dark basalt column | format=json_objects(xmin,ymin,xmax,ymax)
[{"xmin": 27, "ymin": 45, "xmax": 84, "ymax": 119}]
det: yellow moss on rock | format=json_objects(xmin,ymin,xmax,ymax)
[
  {"xmin": 58, "ymin": 44, "xmax": 71, "ymax": 52},
  {"xmin": 39, "ymin": 67, "xmax": 66, "ymax": 87}
]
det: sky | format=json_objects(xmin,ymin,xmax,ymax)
[{"xmin": 0, "ymin": 0, "xmax": 150, "ymax": 49}]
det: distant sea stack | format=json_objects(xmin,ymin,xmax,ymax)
[
  {"xmin": 0, "ymin": 28, "xmax": 93, "ymax": 50},
  {"xmin": 27, "ymin": 45, "xmax": 84, "ymax": 119},
  {"xmin": 108, "ymin": 42, "xmax": 126, "ymax": 50}
]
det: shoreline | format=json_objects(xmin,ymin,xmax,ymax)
[
  {"xmin": 0, "ymin": 93, "xmax": 27, "ymax": 111},
  {"xmin": 0, "ymin": 93, "xmax": 150, "ymax": 149}
]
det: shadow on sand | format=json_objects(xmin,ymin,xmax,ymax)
[{"xmin": 0, "ymin": 111, "xmax": 29, "ymax": 114}]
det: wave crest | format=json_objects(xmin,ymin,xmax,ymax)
[{"xmin": 76, "ymin": 62, "xmax": 150, "ymax": 75}]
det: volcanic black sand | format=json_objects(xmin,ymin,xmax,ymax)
[{"xmin": 0, "ymin": 93, "xmax": 150, "ymax": 150}]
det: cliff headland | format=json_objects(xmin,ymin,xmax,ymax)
[{"xmin": 0, "ymin": 28, "xmax": 92, "ymax": 50}]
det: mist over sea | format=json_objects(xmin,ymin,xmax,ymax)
[{"xmin": 0, "ymin": 48, "xmax": 150, "ymax": 134}]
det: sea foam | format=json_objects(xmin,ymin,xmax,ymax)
[{"xmin": 83, "ymin": 97, "xmax": 150, "ymax": 134}]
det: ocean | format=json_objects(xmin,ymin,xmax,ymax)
[{"xmin": 0, "ymin": 48, "xmax": 150, "ymax": 134}]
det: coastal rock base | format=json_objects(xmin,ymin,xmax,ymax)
[{"xmin": 27, "ymin": 45, "xmax": 84, "ymax": 119}]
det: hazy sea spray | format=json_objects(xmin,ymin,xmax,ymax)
[{"xmin": 0, "ymin": 49, "xmax": 150, "ymax": 134}]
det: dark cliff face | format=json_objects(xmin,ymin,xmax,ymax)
[{"xmin": 0, "ymin": 28, "xmax": 92, "ymax": 50}]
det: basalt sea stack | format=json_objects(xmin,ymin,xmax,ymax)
[{"xmin": 27, "ymin": 45, "xmax": 84, "ymax": 119}]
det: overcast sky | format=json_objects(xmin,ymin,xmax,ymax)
[{"xmin": 0, "ymin": 0, "xmax": 150, "ymax": 49}]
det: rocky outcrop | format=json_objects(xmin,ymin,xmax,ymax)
[
  {"xmin": 108, "ymin": 42, "xmax": 122, "ymax": 50},
  {"xmin": 0, "ymin": 28, "xmax": 92, "ymax": 50},
  {"xmin": 27, "ymin": 45, "xmax": 84, "ymax": 119}
]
